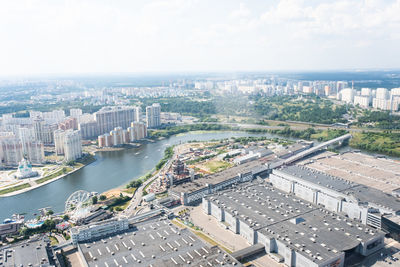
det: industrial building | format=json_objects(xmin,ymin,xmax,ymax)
[
  {"xmin": 169, "ymin": 159, "xmax": 269, "ymax": 205},
  {"xmin": 0, "ymin": 237, "xmax": 58, "ymax": 267},
  {"xmin": 77, "ymin": 216, "xmax": 241, "ymax": 267},
  {"xmin": 203, "ymin": 181, "xmax": 385, "ymax": 267},
  {"xmin": 274, "ymin": 141, "xmax": 313, "ymax": 160},
  {"xmin": 270, "ymin": 165, "xmax": 400, "ymax": 232},
  {"xmin": 70, "ymin": 217, "xmax": 130, "ymax": 244}
]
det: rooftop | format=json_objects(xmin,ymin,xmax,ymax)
[
  {"xmin": 78, "ymin": 217, "xmax": 241, "ymax": 267},
  {"xmin": 276, "ymin": 165, "xmax": 357, "ymax": 192},
  {"xmin": 205, "ymin": 182, "xmax": 384, "ymax": 264},
  {"xmin": 0, "ymin": 238, "xmax": 53, "ymax": 267},
  {"xmin": 170, "ymin": 159, "xmax": 268, "ymax": 194},
  {"xmin": 298, "ymin": 151, "xmax": 400, "ymax": 194},
  {"xmin": 277, "ymin": 165, "xmax": 400, "ymax": 212}
]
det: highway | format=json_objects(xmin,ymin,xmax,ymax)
[{"xmin": 284, "ymin": 133, "xmax": 352, "ymax": 164}]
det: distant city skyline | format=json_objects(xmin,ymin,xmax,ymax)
[{"xmin": 1, "ymin": 0, "xmax": 400, "ymax": 75}]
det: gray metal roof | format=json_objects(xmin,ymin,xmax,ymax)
[
  {"xmin": 0, "ymin": 238, "xmax": 53, "ymax": 267},
  {"xmin": 78, "ymin": 217, "xmax": 241, "ymax": 267},
  {"xmin": 205, "ymin": 182, "xmax": 384, "ymax": 264},
  {"xmin": 277, "ymin": 165, "xmax": 400, "ymax": 212}
]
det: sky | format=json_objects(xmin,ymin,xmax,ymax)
[{"xmin": 0, "ymin": 0, "xmax": 400, "ymax": 76}]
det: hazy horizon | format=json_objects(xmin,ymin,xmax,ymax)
[{"xmin": 1, "ymin": 0, "xmax": 400, "ymax": 76}]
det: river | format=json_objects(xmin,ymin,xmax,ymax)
[{"xmin": 0, "ymin": 131, "xmax": 287, "ymax": 221}]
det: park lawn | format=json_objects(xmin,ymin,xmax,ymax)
[
  {"xmin": 36, "ymin": 167, "xmax": 73, "ymax": 184},
  {"xmin": 49, "ymin": 236, "xmax": 59, "ymax": 246},
  {"xmin": 113, "ymin": 201, "xmax": 131, "ymax": 211},
  {"xmin": 204, "ymin": 160, "xmax": 232, "ymax": 173},
  {"xmin": 311, "ymin": 129, "xmax": 348, "ymax": 142},
  {"xmin": 0, "ymin": 183, "xmax": 31, "ymax": 195},
  {"xmin": 123, "ymin": 187, "xmax": 137, "ymax": 195},
  {"xmin": 350, "ymin": 132, "xmax": 400, "ymax": 157}
]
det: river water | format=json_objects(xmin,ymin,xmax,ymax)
[{"xmin": 0, "ymin": 131, "xmax": 286, "ymax": 221}]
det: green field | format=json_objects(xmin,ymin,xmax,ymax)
[
  {"xmin": 36, "ymin": 167, "xmax": 73, "ymax": 184},
  {"xmin": 204, "ymin": 160, "xmax": 233, "ymax": 173},
  {"xmin": 0, "ymin": 183, "xmax": 31, "ymax": 195},
  {"xmin": 350, "ymin": 132, "xmax": 400, "ymax": 157}
]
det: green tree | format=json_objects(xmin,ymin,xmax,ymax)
[
  {"xmin": 92, "ymin": 196, "xmax": 98, "ymax": 204},
  {"xmin": 46, "ymin": 210, "xmax": 54, "ymax": 216},
  {"xmin": 99, "ymin": 195, "xmax": 106, "ymax": 201}
]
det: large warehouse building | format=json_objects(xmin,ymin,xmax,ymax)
[
  {"xmin": 270, "ymin": 165, "xmax": 400, "ymax": 232},
  {"xmin": 76, "ymin": 216, "xmax": 242, "ymax": 267},
  {"xmin": 203, "ymin": 181, "xmax": 385, "ymax": 267},
  {"xmin": 169, "ymin": 159, "xmax": 270, "ymax": 205}
]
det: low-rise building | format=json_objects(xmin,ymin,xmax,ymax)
[
  {"xmin": 76, "ymin": 216, "xmax": 242, "ymax": 267},
  {"xmin": 70, "ymin": 217, "xmax": 129, "ymax": 244},
  {"xmin": 0, "ymin": 238, "xmax": 58, "ymax": 266},
  {"xmin": 169, "ymin": 159, "xmax": 269, "ymax": 205},
  {"xmin": 270, "ymin": 165, "xmax": 400, "ymax": 231},
  {"xmin": 203, "ymin": 181, "xmax": 385, "ymax": 267}
]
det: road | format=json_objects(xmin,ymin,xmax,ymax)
[
  {"xmin": 200, "ymin": 121, "xmax": 399, "ymax": 133},
  {"xmin": 122, "ymin": 146, "xmax": 176, "ymax": 217}
]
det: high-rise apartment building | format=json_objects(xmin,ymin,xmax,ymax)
[
  {"xmin": 24, "ymin": 141, "xmax": 44, "ymax": 164},
  {"xmin": 146, "ymin": 103, "xmax": 161, "ymax": 128},
  {"xmin": 98, "ymin": 123, "xmax": 147, "ymax": 148},
  {"xmin": 64, "ymin": 130, "xmax": 82, "ymax": 162},
  {"xmin": 59, "ymin": 117, "xmax": 78, "ymax": 130},
  {"xmin": 128, "ymin": 122, "xmax": 147, "ymax": 141},
  {"xmin": 0, "ymin": 138, "xmax": 23, "ymax": 166},
  {"xmin": 79, "ymin": 121, "xmax": 98, "ymax": 140},
  {"xmin": 94, "ymin": 106, "xmax": 139, "ymax": 135},
  {"xmin": 354, "ymin": 95, "xmax": 370, "ymax": 108},
  {"xmin": 54, "ymin": 129, "xmax": 82, "ymax": 162},
  {"xmin": 30, "ymin": 110, "xmax": 66, "ymax": 124},
  {"xmin": 338, "ymin": 88, "xmax": 355, "ymax": 103},
  {"xmin": 70, "ymin": 108, "xmax": 83, "ymax": 118},
  {"xmin": 33, "ymin": 118, "xmax": 57, "ymax": 144},
  {"xmin": 376, "ymin": 88, "xmax": 389, "ymax": 100},
  {"xmin": 336, "ymin": 81, "xmax": 348, "ymax": 94},
  {"xmin": 54, "ymin": 129, "xmax": 66, "ymax": 155}
]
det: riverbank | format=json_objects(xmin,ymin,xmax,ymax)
[
  {"xmin": 94, "ymin": 143, "xmax": 141, "ymax": 152},
  {"xmin": 0, "ymin": 131, "xmax": 275, "ymax": 221},
  {"xmin": 0, "ymin": 154, "xmax": 96, "ymax": 197}
]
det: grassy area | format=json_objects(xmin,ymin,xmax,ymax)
[
  {"xmin": 311, "ymin": 129, "xmax": 349, "ymax": 142},
  {"xmin": 143, "ymin": 176, "xmax": 157, "ymax": 194},
  {"xmin": 203, "ymin": 160, "xmax": 233, "ymax": 173},
  {"xmin": 36, "ymin": 167, "xmax": 73, "ymax": 184},
  {"xmin": 123, "ymin": 187, "xmax": 137, "ymax": 195},
  {"xmin": 0, "ymin": 183, "xmax": 31, "ymax": 195},
  {"xmin": 113, "ymin": 200, "xmax": 131, "ymax": 211},
  {"xmin": 76, "ymin": 153, "xmax": 96, "ymax": 165},
  {"xmin": 49, "ymin": 236, "xmax": 59, "ymax": 246},
  {"xmin": 350, "ymin": 132, "xmax": 400, "ymax": 157},
  {"xmin": 107, "ymin": 195, "xmax": 132, "ymax": 211},
  {"xmin": 171, "ymin": 219, "xmax": 186, "ymax": 229}
]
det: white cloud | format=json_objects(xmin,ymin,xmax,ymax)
[
  {"xmin": 0, "ymin": 0, "xmax": 399, "ymax": 75},
  {"xmin": 230, "ymin": 3, "xmax": 250, "ymax": 18}
]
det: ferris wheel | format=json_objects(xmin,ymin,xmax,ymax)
[{"xmin": 65, "ymin": 190, "xmax": 91, "ymax": 213}]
